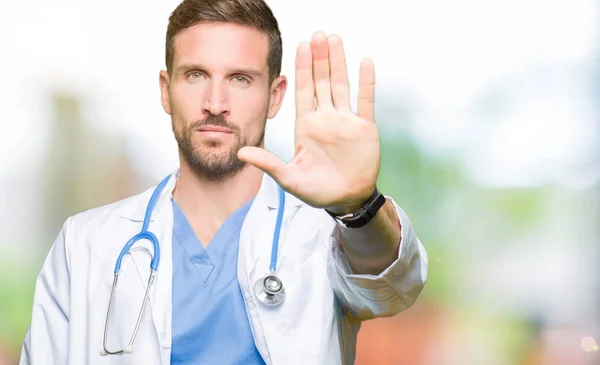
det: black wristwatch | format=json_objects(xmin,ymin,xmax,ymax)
[{"xmin": 325, "ymin": 188, "xmax": 387, "ymax": 228}]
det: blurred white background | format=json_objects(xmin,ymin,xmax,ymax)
[{"xmin": 0, "ymin": 0, "xmax": 598, "ymax": 364}]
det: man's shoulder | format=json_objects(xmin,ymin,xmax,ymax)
[{"xmin": 65, "ymin": 185, "xmax": 156, "ymax": 234}]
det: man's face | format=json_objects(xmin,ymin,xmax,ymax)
[{"xmin": 160, "ymin": 22, "xmax": 286, "ymax": 181}]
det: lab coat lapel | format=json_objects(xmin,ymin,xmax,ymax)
[
  {"xmin": 118, "ymin": 171, "xmax": 178, "ymax": 364},
  {"xmin": 237, "ymin": 174, "xmax": 304, "ymax": 365},
  {"xmin": 145, "ymin": 196, "xmax": 174, "ymax": 363},
  {"xmin": 237, "ymin": 177, "xmax": 271, "ymax": 364}
]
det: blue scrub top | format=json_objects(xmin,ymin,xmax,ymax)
[{"xmin": 170, "ymin": 198, "xmax": 265, "ymax": 365}]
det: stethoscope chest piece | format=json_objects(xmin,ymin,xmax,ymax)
[
  {"xmin": 253, "ymin": 185, "xmax": 287, "ymax": 307},
  {"xmin": 253, "ymin": 275, "xmax": 285, "ymax": 306}
]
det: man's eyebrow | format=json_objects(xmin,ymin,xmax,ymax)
[
  {"xmin": 228, "ymin": 68, "xmax": 264, "ymax": 79},
  {"xmin": 174, "ymin": 63, "xmax": 206, "ymax": 74}
]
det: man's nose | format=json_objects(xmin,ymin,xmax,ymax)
[{"xmin": 202, "ymin": 80, "xmax": 230, "ymax": 116}]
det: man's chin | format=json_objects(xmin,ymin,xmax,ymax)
[
  {"xmin": 194, "ymin": 145, "xmax": 236, "ymax": 159},
  {"xmin": 195, "ymin": 138, "xmax": 228, "ymax": 149},
  {"xmin": 186, "ymin": 155, "xmax": 247, "ymax": 181},
  {"xmin": 191, "ymin": 147, "xmax": 239, "ymax": 165}
]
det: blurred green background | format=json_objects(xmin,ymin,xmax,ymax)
[{"xmin": 1, "ymin": 0, "xmax": 599, "ymax": 364}]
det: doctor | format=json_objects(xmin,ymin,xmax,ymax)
[{"xmin": 20, "ymin": 0, "xmax": 427, "ymax": 364}]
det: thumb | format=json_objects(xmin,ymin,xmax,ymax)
[{"xmin": 238, "ymin": 146, "xmax": 290, "ymax": 185}]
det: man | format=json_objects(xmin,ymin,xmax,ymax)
[{"xmin": 20, "ymin": 0, "xmax": 428, "ymax": 364}]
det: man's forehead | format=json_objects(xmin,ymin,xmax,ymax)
[{"xmin": 173, "ymin": 22, "xmax": 270, "ymax": 71}]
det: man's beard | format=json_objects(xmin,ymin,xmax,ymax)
[{"xmin": 174, "ymin": 114, "xmax": 265, "ymax": 183}]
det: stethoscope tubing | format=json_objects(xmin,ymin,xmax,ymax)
[
  {"xmin": 102, "ymin": 174, "xmax": 286, "ymax": 356},
  {"xmin": 269, "ymin": 185, "xmax": 285, "ymax": 273},
  {"xmin": 113, "ymin": 175, "xmax": 170, "ymax": 274}
]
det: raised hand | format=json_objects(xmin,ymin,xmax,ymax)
[{"xmin": 238, "ymin": 32, "xmax": 381, "ymax": 214}]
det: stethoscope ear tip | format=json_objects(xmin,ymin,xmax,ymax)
[{"xmin": 99, "ymin": 350, "xmax": 108, "ymax": 356}]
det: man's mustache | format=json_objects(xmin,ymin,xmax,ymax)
[{"xmin": 190, "ymin": 115, "xmax": 238, "ymax": 132}]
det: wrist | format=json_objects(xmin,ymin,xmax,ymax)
[
  {"xmin": 325, "ymin": 188, "xmax": 386, "ymax": 229},
  {"xmin": 325, "ymin": 202, "xmax": 363, "ymax": 216},
  {"xmin": 325, "ymin": 188, "xmax": 377, "ymax": 216}
]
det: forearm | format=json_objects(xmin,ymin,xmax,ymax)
[{"xmin": 335, "ymin": 199, "xmax": 401, "ymax": 275}]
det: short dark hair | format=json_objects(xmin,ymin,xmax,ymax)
[{"xmin": 166, "ymin": 0, "xmax": 282, "ymax": 82}]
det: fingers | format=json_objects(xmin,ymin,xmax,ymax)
[
  {"xmin": 357, "ymin": 58, "xmax": 376, "ymax": 123},
  {"xmin": 327, "ymin": 35, "xmax": 350, "ymax": 110},
  {"xmin": 296, "ymin": 32, "xmax": 371, "ymax": 119},
  {"xmin": 295, "ymin": 42, "xmax": 314, "ymax": 119},
  {"xmin": 309, "ymin": 32, "xmax": 333, "ymax": 109},
  {"xmin": 237, "ymin": 146, "xmax": 291, "ymax": 187}
]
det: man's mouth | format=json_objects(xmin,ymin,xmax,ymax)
[{"xmin": 196, "ymin": 125, "xmax": 234, "ymax": 133}]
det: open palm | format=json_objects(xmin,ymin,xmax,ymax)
[{"xmin": 238, "ymin": 32, "xmax": 381, "ymax": 212}]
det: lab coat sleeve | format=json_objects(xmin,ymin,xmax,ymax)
[
  {"xmin": 19, "ymin": 217, "xmax": 73, "ymax": 365},
  {"xmin": 326, "ymin": 198, "xmax": 428, "ymax": 321}
]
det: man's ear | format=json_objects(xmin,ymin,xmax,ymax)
[
  {"xmin": 267, "ymin": 75, "xmax": 287, "ymax": 119},
  {"xmin": 159, "ymin": 70, "xmax": 172, "ymax": 115}
]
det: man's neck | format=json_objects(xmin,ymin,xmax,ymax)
[{"xmin": 172, "ymin": 160, "xmax": 263, "ymax": 245}]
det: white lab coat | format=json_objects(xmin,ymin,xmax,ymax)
[{"xmin": 20, "ymin": 170, "xmax": 428, "ymax": 365}]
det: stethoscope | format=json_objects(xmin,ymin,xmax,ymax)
[{"xmin": 102, "ymin": 174, "xmax": 286, "ymax": 356}]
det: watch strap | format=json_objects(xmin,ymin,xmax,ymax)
[{"xmin": 325, "ymin": 188, "xmax": 387, "ymax": 228}]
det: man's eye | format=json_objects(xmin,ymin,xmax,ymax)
[
  {"xmin": 189, "ymin": 72, "xmax": 204, "ymax": 79},
  {"xmin": 234, "ymin": 76, "xmax": 249, "ymax": 84}
]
